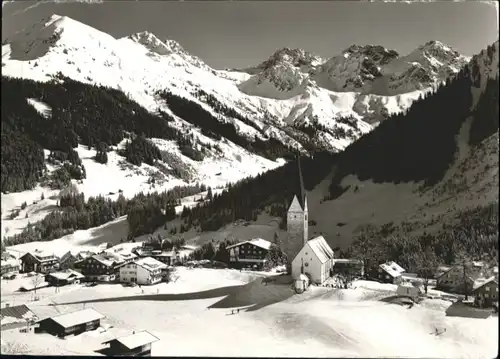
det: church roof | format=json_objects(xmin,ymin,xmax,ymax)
[
  {"xmin": 307, "ymin": 236, "xmax": 334, "ymax": 264},
  {"xmin": 288, "ymin": 195, "xmax": 304, "ymax": 212}
]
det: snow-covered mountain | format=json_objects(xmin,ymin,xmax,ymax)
[{"xmin": 2, "ymin": 14, "xmax": 468, "ymax": 153}]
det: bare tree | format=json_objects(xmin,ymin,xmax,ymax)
[
  {"xmin": 453, "ymin": 251, "xmax": 473, "ymax": 300},
  {"xmin": 414, "ymin": 248, "xmax": 439, "ymax": 294},
  {"xmin": 30, "ymin": 274, "xmax": 43, "ymax": 297}
]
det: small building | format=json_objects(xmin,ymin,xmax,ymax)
[
  {"xmin": 291, "ymin": 236, "xmax": 334, "ymax": 285},
  {"xmin": 227, "ymin": 238, "xmax": 272, "ymax": 271},
  {"xmin": 472, "ymin": 277, "xmax": 499, "ymax": 308},
  {"xmin": 1, "ymin": 304, "xmax": 38, "ymax": 330},
  {"xmin": 19, "ymin": 250, "xmax": 59, "ymax": 274},
  {"xmin": 102, "ymin": 330, "xmax": 160, "ymax": 356},
  {"xmin": 397, "ymin": 282, "xmax": 422, "ymax": 300},
  {"xmin": 377, "ymin": 261, "xmax": 406, "ymax": 284},
  {"xmin": 332, "ymin": 258, "xmax": 364, "ymax": 278},
  {"xmin": 59, "ymin": 251, "xmax": 78, "ymax": 270},
  {"xmin": 45, "ymin": 269, "xmax": 85, "ymax": 287},
  {"xmin": 35, "ymin": 308, "xmax": 104, "ymax": 337},
  {"xmin": 1, "ymin": 258, "xmax": 20, "ymax": 276},
  {"xmin": 118, "ymin": 257, "xmax": 167, "ymax": 285}
]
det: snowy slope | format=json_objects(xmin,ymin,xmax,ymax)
[{"xmin": 2, "ymin": 14, "xmax": 468, "ymax": 150}]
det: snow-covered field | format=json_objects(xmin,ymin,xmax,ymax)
[{"xmin": 1, "ymin": 271, "xmax": 497, "ymax": 358}]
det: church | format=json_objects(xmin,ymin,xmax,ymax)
[{"xmin": 284, "ymin": 156, "xmax": 335, "ymax": 285}]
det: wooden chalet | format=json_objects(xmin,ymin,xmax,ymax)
[
  {"xmin": 436, "ymin": 262, "xmax": 485, "ymax": 294},
  {"xmin": 376, "ymin": 261, "xmax": 406, "ymax": 284},
  {"xmin": 45, "ymin": 269, "xmax": 85, "ymax": 286},
  {"xmin": 19, "ymin": 250, "xmax": 59, "ymax": 274},
  {"xmin": 102, "ymin": 330, "xmax": 159, "ymax": 356},
  {"xmin": 35, "ymin": 308, "xmax": 104, "ymax": 337},
  {"xmin": 1, "ymin": 258, "xmax": 20, "ymax": 276},
  {"xmin": 472, "ymin": 277, "xmax": 499, "ymax": 308},
  {"xmin": 59, "ymin": 251, "xmax": 78, "ymax": 270},
  {"xmin": 77, "ymin": 254, "xmax": 120, "ymax": 282},
  {"xmin": 227, "ymin": 238, "xmax": 272, "ymax": 270}
]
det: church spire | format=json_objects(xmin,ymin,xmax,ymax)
[{"xmin": 297, "ymin": 153, "xmax": 306, "ymax": 209}]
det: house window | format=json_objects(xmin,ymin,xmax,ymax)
[
  {"xmin": 486, "ymin": 287, "xmax": 490, "ymax": 292},
  {"xmin": 385, "ymin": 275, "xmax": 389, "ymax": 279},
  {"xmin": 484, "ymin": 293, "xmax": 489, "ymax": 298}
]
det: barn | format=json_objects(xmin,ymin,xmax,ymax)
[
  {"xmin": 101, "ymin": 330, "xmax": 160, "ymax": 356},
  {"xmin": 35, "ymin": 308, "xmax": 104, "ymax": 337}
]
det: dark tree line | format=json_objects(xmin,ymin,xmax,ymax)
[
  {"xmin": 469, "ymin": 75, "xmax": 499, "ymax": 146},
  {"xmin": 158, "ymin": 90, "xmax": 297, "ymax": 161},
  {"xmin": 177, "ymin": 152, "xmax": 335, "ymax": 233},
  {"xmin": 118, "ymin": 135, "xmax": 162, "ymax": 166},
  {"xmin": 3, "ymin": 184, "xmax": 206, "ymax": 247},
  {"xmin": 327, "ymin": 65, "xmax": 476, "ymax": 198},
  {"xmin": 193, "ymin": 88, "xmax": 264, "ymax": 135},
  {"xmin": 344, "ymin": 203, "xmax": 499, "ymax": 283},
  {"xmin": 1, "ymin": 74, "xmax": 201, "ymax": 192}
]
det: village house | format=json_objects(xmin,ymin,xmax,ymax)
[
  {"xmin": 376, "ymin": 261, "xmax": 406, "ymax": 284},
  {"xmin": 0, "ymin": 304, "xmax": 38, "ymax": 331},
  {"xmin": 19, "ymin": 250, "xmax": 59, "ymax": 274},
  {"xmin": 133, "ymin": 247, "xmax": 179, "ymax": 266},
  {"xmin": 472, "ymin": 277, "xmax": 498, "ymax": 308},
  {"xmin": 35, "ymin": 308, "xmax": 105, "ymax": 338},
  {"xmin": 59, "ymin": 251, "xmax": 78, "ymax": 270},
  {"xmin": 1, "ymin": 258, "xmax": 20, "ymax": 276},
  {"xmin": 76, "ymin": 253, "xmax": 123, "ymax": 282},
  {"xmin": 436, "ymin": 262, "xmax": 485, "ymax": 294},
  {"xmin": 102, "ymin": 330, "xmax": 160, "ymax": 356},
  {"xmin": 118, "ymin": 257, "xmax": 167, "ymax": 285},
  {"xmin": 227, "ymin": 238, "xmax": 272, "ymax": 270},
  {"xmin": 291, "ymin": 236, "xmax": 335, "ymax": 285},
  {"xmin": 45, "ymin": 269, "xmax": 85, "ymax": 287}
]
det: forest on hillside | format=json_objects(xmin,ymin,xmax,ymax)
[
  {"xmin": 1, "ymin": 183, "xmax": 207, "ymax": 250},
  {"xmin": 157, "ymin": 90, "xmax": 297, "ymax": 161},
  {"xmin": 344, "ymin": 202, "xmax": 499, "ymax": 274},
  {"xmin": 1, "ymin": 74, "xmax": 203, "ymax": 192}
]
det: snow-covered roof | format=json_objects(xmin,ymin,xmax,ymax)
[
  {"xmin": 307, "ymin": 236, "xmax": 334, "ymax": 264},
  {"xmin": 103, "ymin": 330, "xmax": 159, "ymax": 350},
  {"xmin": 46, "ymin": 308, "xmax": 104, "ymax": 328},
  {"xmin": 135, "ymin": 257, "xmax": 167, "ymax": 272},
  {"xmin": 46, "ymin": 269, "xmax": 85, "ymax": 280},
  {"xmin": 379, "ymin": 261, "xmax": 406, "ymax": 277},
  {"xmin": 226, "ymin": 238, "xmax": 272, "ymax": 251},
  {"xmin": 91, "ymin": 254, "xmax": 116, "ymax": 267},
  {"xmin": 0, "ymin": 305, "xmax": 37, "ymax": 321},
  {"xmin": 23, "ymin": 250, "xmax": 58, "ymax": 262},
  {"xmin": 1, "ymin": 259, "xmax": 20, "ymax": 268},
  {"xmin": 472, "ymin": 276, "xmax": 498, "ymax": 291}
]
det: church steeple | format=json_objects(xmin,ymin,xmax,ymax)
[
  {"xmin": 297, "ymin": 153, "xmax": 306, "ymax": 210},
  {"xmin": 285, "ymin": 153, "xmax": 309, "ymax": 272}
]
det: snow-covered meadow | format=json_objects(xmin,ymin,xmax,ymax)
[{"xmin": 1, "ymin": 271, "xmax": 497, "ymax": 358}]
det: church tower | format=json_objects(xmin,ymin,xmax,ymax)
[{"xmin": 285, "ymin": 154, "xmax": 308, "ymax": 270}]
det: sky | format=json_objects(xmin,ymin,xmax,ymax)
[{"xmin": 2, "ymin": 1, "xmax": 499, "ymax": 69}]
